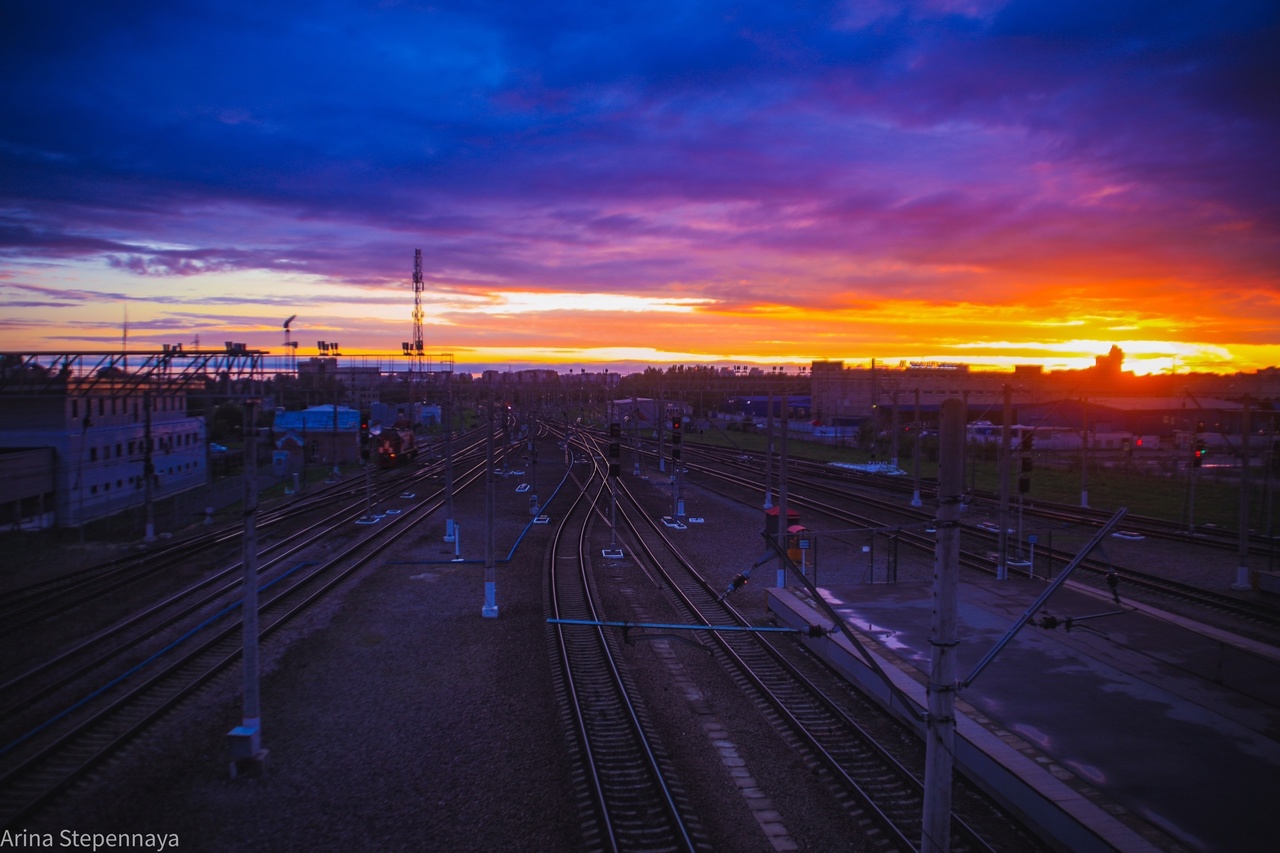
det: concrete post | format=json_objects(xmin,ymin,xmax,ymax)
[
  {"xmin": 1233, "ymin": 400, "xmax": 1252, "ymax": 590},
  {"xmin": 776, "ymin": 395, "xmax": 789, "ymax": 588},
  {"xmin": 482, "ymin": 397, "xmax": 498, "ymax": 617},
  {"xmin": 921, "ymin": 397, "xmax": 963, "ymax": 852},
  {"xmin": 764, "ymin": 390, "xmax": 774, "ymax": 509},
  {"xmin": 997, "ymin": 384, "xmax": 1011, "ymax": 580},
  {"xmin": 444, "ymin": 371, "xmax": 456, "ymax": 542},
  {"xmin": 912, "ymin": 388, "xmax": 923, "ymax": 507},
  {"xmin": 143, "ymin": 391, "xmax": 155, "ymax": 542},
  {"xmin": 228, "ymin": 399, "xmax": 266, "ymax": 777}
]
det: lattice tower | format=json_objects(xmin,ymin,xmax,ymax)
[{"xmin": 412, "ymin": 248, "xmax": 425, "ymax": 376}]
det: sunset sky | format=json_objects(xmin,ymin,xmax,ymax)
[{"xmin": 2, "ymin": 1, "xmax": 1277, "ymax": 376}]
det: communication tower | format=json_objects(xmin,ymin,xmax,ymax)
[{"xmin": 412, "ymin": 249, "xmax": 425, "ymax": 377}]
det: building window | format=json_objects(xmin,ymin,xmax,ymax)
[
  {"xmin": 89, "ymin": 447, "xmax": 97, "ymax": 461},
  {"xmin": 72, "ymin": 399, "xmax": 78, "ymax": 419}
]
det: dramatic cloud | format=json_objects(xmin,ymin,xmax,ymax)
[{"xmin": 1, "ymin": 0, "xmax": 1277, "ymax": 373}]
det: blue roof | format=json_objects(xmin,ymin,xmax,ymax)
[{"xmin": 273, "ymin": 405, "xmax": 360, "ymax": 432}]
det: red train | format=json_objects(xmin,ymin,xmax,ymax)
[{"xmin": 375, "ymin": 428, "xmax": 419, "ymax": 468}]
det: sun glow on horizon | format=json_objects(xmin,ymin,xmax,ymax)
[{"xmin": 475, "ymin": 292, "xmax": 714, "ymax": 315}]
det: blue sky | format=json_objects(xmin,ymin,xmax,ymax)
[{"xmin": 2, "ymin": 1, "xmax": 1277, "ymax": 374}]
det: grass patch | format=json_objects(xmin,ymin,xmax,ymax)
[{"xmin": 689, "ymin": 430, "xmax": 1272, "ymax": 532}]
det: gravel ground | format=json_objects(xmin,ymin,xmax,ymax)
[
  {"xmin": 11, "ymin": 438, "xmax": 1274, "ymax": 852},
  {"xmin": 22, "ymin": 442, "xmax": 867, "ymax": 852},
  {"xmin": 24, "ymin": 448, "xmax": 583, "ymax": 852}
]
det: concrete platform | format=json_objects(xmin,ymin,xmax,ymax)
[{"xmin": 767, "ymin": 576, "xmax": 1280, "ymax": 853}]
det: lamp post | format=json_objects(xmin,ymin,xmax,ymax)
[{"xmin": 317, "ymin": 341, "xmax": 341, "ymax": 476}]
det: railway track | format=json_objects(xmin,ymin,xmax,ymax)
[
  {"xmin": 0, "ymin": 435, "xmax": 489, "ymax": 638},
  {"xmin": 602, "ymin": 462, "xmax": 1043, "ymax": 851},
  {"xmin": 0, "ymin": 441, "xmax": 506, "ymax": 830},
  {"xmin": 545, "ymin": 437, "xmax": 704, "ymax": 852},
  {"xmin": 692, "ymin": 439, "xmax": 1279, "ymax": 558},
  {"xmin": 674, "ymin": 443, "xmax": 1280, "ymax": 634}
]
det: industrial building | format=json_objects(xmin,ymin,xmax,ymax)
[
  {"xmin": 270, "ymin": 405, "xmax": 362, "ymax": 475},
  {"xmin": 0, "ymin": 379, "xmax": 208, "ymax": 529}
]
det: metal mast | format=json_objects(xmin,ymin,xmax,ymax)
[{"xmin": 412, "ymin": 249, "xmax": 425, "ymax": 378}]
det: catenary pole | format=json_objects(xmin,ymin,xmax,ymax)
[
  {"xmin": 921, "ymin": 397, "xmax": 964, "ymax": 852},
  {"xmin": 776, "ymin": 393, "xmax": 789, "ymax": 588},
  {"xmin": 912, "ymin": 388, "xmax": 923, "ymax": 507},
  {"xmin": 143, "ymin": 390, "xmax": 155, "ymax": 542},
  {"xmin": 228, "ymin": 398, "xmax": 265, "ymax": 776},
  {"xmin": 1233, "ymin": 399, "xmax": 1252, "ymax": 590},
  {"xmin": 997, "ymin": 384, "xmax": 1011, "ymax": 580},
  {"xmin": 764, "ymin": 389, "xmax": 774, "ymax": 509},
  {"xmin": 482, "ymin": 394, "xmax": 498, "ymax": 617},
  {"xmin": 444, "ymin": 370, "xmax": 456, "ymax": 542}
]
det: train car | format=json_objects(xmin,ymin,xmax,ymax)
[{"xmin": 375, "ymin": 428, "xmax": 419, "ymax": 468}]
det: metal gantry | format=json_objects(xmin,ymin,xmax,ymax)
[{"xmin": 0, "ymin": 346, "xmax": 267, "ymax": 397}]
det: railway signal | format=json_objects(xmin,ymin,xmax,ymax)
[
  {"xmin": 670, "ymin": 416, "xmax": 682, "ymax": 461},
  {"xmin": 720, "ymin": 571, "xmax": 750, "ymax": 600}
]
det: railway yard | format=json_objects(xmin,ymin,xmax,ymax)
[{"xmin": 1, "ymin": 419, "xmax": 1278, "ymax": 852}]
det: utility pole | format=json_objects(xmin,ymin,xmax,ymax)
[
  {"xmin": 1080, "ymin": 396, "xmax": 1090, "ymax": 508},
  {"xmin": 764, "ymin": 388, "xmax": 774, "ymax": 509},
  {"xmin": 890, "ymin": 387, "xmax": 899, "ymax": 468},
  {"xmin": 444, "ymin": 370, "xmax": 456, "ymax": 543},
  {"xmin": 658, "ymin": 383, "xmax": 666, "ymax": 473},
  {"xmin": 1233, "ymin": 399, "xmax": 1253, "ymax": 590},
  {"xmin": 143, "ymin": 389, "xmax": 156, "ymax": 542},
  {"xmin": 482, "ymin": 395, "xmax": 498, "ymax": 618},
  {"xmin": 332, "ymin": 377, "xmax": 340, "ymax": 477},
  {"xmin": 228, "ymin": 398, "xmax": 266, "ymax": 777},
  {"xmin": 776, "ymin": 394, "xmax": 789, "ymax": 589},
  {"xmin": 921, "ymin": 397, "xmax": 964, "ymax": 852},
  {"xmin": 997, "ymin": 384, "xmax": 1012, "ymax": 580},
  {"xmin": 912, "ymin": 388, "xmax": 923, "ymax": 507}
]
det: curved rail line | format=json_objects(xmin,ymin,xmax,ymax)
[
  {"xmin": 672, "ymin": 443, "xmax": 1280, "ymax": 632},
  {"xmin": 577, "ymin": 434, "xmax": 1026, "ymax": 852},
  {"xmin": 545, "ymin": 433, "xmax": 703, "ymax": 852}
]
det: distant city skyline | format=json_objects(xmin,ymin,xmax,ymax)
[{"xmin": 3, "ymin": 2, "xmax": 1277, "ymax": 376}]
